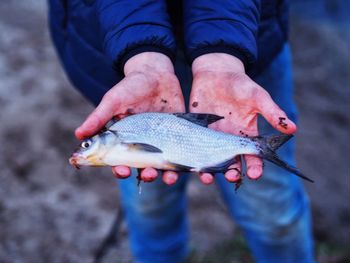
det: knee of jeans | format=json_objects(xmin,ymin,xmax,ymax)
[
  {"xmin": 261, "ymin": 215, "xmax": 301, "ymax": 241},
  {"xmin": 248, "ymin": 197, "xmax": 310, "ymax": 243},
  {"xmin": 235, "ymin": 179, "xmax": 310, "ymax": 241}
]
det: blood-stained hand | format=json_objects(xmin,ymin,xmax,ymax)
[
  {"xmin": 75, "ymin": 52, "xmax": 185, "ymax": 185},
  {"xmin": 190, "ymin": 53, "xmax": 297, "ymax": 184}
]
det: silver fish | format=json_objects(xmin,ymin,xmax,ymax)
[{"xmin": 69, "ymin": 113, "xmax": 313, "ymax": 183}]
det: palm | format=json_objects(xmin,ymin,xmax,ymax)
[
  {"xmin": 75, "ymin": 71, "xmax": 185, "ymax": 140},
  {"xmin": 109, "ymin": 71, "xmax": 185, "ymax": 117},
  {"xmin": 190, "ymin": 71, "xmax": 259, "ymax": 135},
  {"xmin": 190, "ymin": 70, "xmax": 296, "ymax": 181}
]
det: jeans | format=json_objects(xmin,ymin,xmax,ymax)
[{"xmin": 118, "ymin": 45, "xmax": 315, "ymax": 263}]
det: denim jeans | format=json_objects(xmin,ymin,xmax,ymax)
[{"xmin": 118, "ymin": 45, "xmax": 315, "ymax": 263}]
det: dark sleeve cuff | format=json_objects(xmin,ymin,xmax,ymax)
[
  {"xmin": 117, "ymin": 45, "xmax": 176, "ymax": 73},
  {"xmin": 96, "ymin": 0, "xmax": 176, "ymax": 75},
  {"xmin": 103, "ymin": 24, "xmax": 176, "ymax": 75},
  {"xmin": 183, "ymin": 0, "xmax": 260, "ymax": 72},
  {"xmin": 187, "ymin": 44, "xmax": 252, "ymax": 70}
]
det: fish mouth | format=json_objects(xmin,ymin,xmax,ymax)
[
  {"xmin": 69, "ymin": 153, "xmax": 82, "ymax": 169},
  {"xmin": 69, "ymin": 153, "xmax": 103, "ymax": 168}
]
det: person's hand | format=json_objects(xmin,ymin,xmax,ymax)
[
  {"xmin": 189, "ymin": 53, "xmax": 297, "ymax": 185},
  {"xmin": 75, "ymin": 52, "xmax": 185, "ymax": 185}
]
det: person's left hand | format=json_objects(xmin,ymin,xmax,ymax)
[{"xmin": 189, "ymin": 53, "xmax": 297, "ymax": 185}]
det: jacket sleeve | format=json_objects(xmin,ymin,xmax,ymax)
[
  {"xmin": 96, "ymin": 0, "xmax": 176, "ymax": 72},
  {"xmin": 183, "ymin": 0, "xmax": 260, "ymax": 68}
]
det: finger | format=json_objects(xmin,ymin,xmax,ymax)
[
  {"xmin": 75, "ymin": 84, "xmax": 125, "ymax": 139},
  {"xmin": 225, "ymin": 155, "xmax": 242, "ymax": 183},
  {"xmin": 225, "ymin": 160, "xmax": 242, "ymax": 182},
  {"xmin": 199, "ymin": 173, "xmax": 214, "ymax": 185},
  {"xmin": 225, "ymin": 169, "xmax": 242, "ymax": 182},
  {"xmin": 112, "ymin": 166, "xmax": 131, "ymax": 179},
  {"xmin": 162, "ymin": 171, "xmax": 179, "ymax": 185},
  {"xmin": 256, "ymin": 90, "xmax": 297, "ymax": 134},
  {"xmin": 244, "ymin": 155, "xmax": 263, "ymax": 180},
  {"xmin": 140, "ymin": 167, "xmax": 158, "ymax": 182}
]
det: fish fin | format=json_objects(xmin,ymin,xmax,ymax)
[
  {"xmin": 105, "ymin": 118, "xmax": 119, "ymax": 129},
  {"xmin": 126, "ymin": 143, "xmax": 163, "ymax": 153},
  {"xmin": 255, "ymin": 134, "xmax": 314, "ymax": 183},
  {"xmin": 173, "ymin": 113, "xmax": 224, "ymax": 127},
  {"xmin": 264, "ymin": 151, "xmax": 314, "ymax": 183},
  {"xmin": 165, "ymin": 162, "xmax": 194, "ymax": 172},
  {"xmin": 253, "ymin": 133, "xmax": 293, "ymax": 151},
  {"xmin": 200, "ymin": 158, "xmax": 237, "ymax": 173}
]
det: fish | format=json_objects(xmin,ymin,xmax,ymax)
[{"xmin": 69, "ymin": 112, "xmax": 314, "ymax": 183}]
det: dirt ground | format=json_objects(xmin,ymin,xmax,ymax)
[{"xmin": 0, "ymin": 1, "xmax": 349, "ymax": 263}]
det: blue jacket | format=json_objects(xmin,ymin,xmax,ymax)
[{"xmin": 49, "ymin": 0, "xmax": 289, "ymax": 105}]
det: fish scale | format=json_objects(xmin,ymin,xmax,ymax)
[{"xmin": 109, "ymin": 113, "xmax": 258, "ymax": 169}]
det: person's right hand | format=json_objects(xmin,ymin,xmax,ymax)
[{"xmin": 75, "ymin": 52, "xmax": 185, "ymax": 185}]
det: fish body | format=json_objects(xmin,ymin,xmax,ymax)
[{"xmin": 69, "ymin": 113, "xmax": 313, "ymax": 182}]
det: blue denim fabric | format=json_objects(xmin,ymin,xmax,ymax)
[{"xmin": 118, "ymin": 45, "xmax": 314, "ymax": 263}]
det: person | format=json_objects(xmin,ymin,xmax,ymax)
[{"xmin": 49, "ymin": 0, "xmax": 314, "ymax": 262}]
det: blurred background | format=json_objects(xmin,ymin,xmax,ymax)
[{"xmin": 0, "ymin": 0, "xmax": 349, "ymax": 262}]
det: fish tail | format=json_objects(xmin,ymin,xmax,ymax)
[{"xmin": 255, "ymin": 134, "xmax": 314, "ymax": 183}]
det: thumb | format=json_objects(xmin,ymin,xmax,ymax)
[
  {"xmin": 75, "ymin": 87, "xmax": 121, "ymax": 140},
  {"xmin": 75, "ymin": 73, "xmax": 156, "ymax": 139},
  {"xmin": 256, "ymin": 89, "xmax": 297, "ymax": 134}
]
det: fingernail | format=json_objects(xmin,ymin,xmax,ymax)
[
  {"xmin": 200, "ymin": 173, "xmax": 214, "ymax": 185},
  {"xmin": 247, "ymin": 166, "xmax": 262, "ymax": 180},
  {"xmin": 225, "ymin": 170, "xmax": 241, "ymax": 182},
  {"xmin": 117, "ymin": 167, "xmax": 130, "ymax": 177},
  {"xmin": 112, "ymin": 169, "xmax": 122, "ymax": 179},
  {"xmin": 163, "ymin": 172, "xmax": 178, "ymax": 185},
  {"xmin": 113, "ymin": 167, "xmax": 129, "ymax": 179},
  {"xmin": 141, "ymin": 168, "xmax": 158, "ymax": 182}
]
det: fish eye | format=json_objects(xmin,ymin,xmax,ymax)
[{"xmin": 81, "ymin": 140, "xmax": 91, "ymax": 149}]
